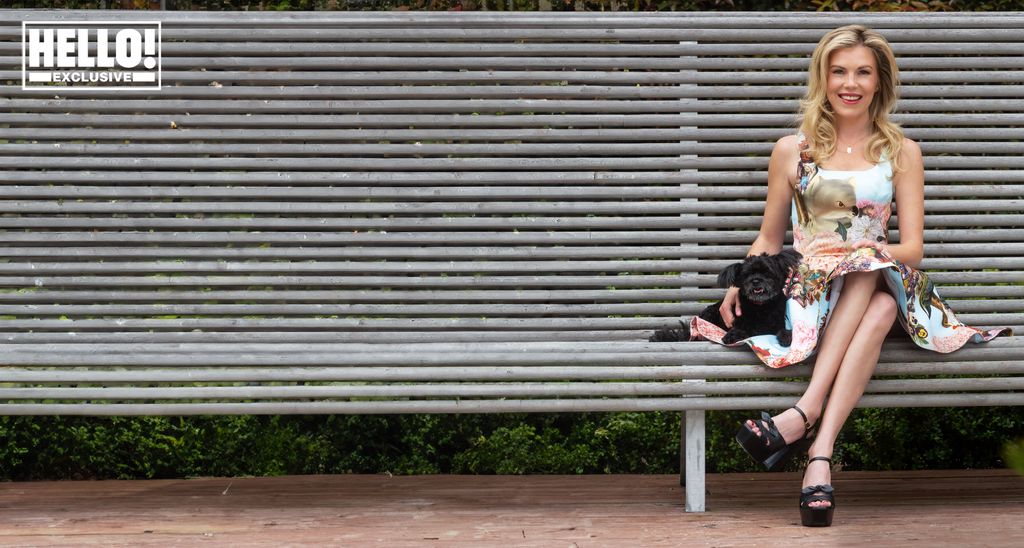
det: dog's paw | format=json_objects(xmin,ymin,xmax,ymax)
[
  {"xmin": 777, "ymin": 329, "xmax": 793, "ymax": 346},
  {"xmin": 649, "ymin": 321, "xmax": 690, "ymax": 342},
  {"xmin": 722, "ymin": 330, "xmax": 745, "ymax": 344}
]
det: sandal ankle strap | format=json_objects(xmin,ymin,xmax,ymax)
[
  {"xmin": 791, "ymin": 405, "xmax": 812, "ymax": 432},
  {"xmin": 808, "ymin": 456, "xmax": 832, "ymax": 465}
]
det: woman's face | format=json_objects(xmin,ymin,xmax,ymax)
[{"xmin": 825, "ymin": 45, "xmax": 880, "ymax": 119}]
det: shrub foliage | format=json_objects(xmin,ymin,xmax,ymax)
[{"xmin": 2, "ymin": 408, "xmax": 1020, "ymax": 480}]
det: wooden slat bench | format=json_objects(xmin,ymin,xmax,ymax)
[{"xmin": 0, "ymin": 10, "xmax": 1021, "ymax": 512}]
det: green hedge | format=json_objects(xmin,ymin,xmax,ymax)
[{"xmin": 2, "ymin": 408, "xmax": 1021, "ymax": 480}]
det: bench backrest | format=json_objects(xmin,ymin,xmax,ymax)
[
  {"xmin": 2, "ymin": 11, "xmax": 701, "ymax": 346},
  {"xmin": 0, "ymin": 12, "xmax": 1020, "ymax": 416},
  {"xmin": 3, "ymin": 12, "xmax": 1020, "ymax": 347}
]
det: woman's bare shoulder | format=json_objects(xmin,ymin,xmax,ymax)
[
  {"xmin": 766, "ymin": 135, "xmax": 801, "ymax": 188},
  {"xmin": 899, "ymin": 137, "xmax": 922, "ymax": 161},
  {"xmin": 772, "ymin": 134, "xmax": 801, "ymax": 159},
  {"xmin": 776, "ymin": 134, "xmax": 800, "ymax": 148},
  {"xmin": 771, "ymin": 135, "xmax": 801, "ymax": 168}
]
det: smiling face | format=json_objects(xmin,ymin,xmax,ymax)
[{"xmin": 826, "ymin": 45, "xmax": 880, "ymax": 119}]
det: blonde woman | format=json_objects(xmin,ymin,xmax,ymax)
[{"xmin": 688, "ymin": 25, "xmax": 1010, "ymax": 527}]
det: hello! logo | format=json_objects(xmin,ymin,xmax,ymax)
[{"xmin": 23, "ymin": 21, "xmax": 161, "ymax": 90}]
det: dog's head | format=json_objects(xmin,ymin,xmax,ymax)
[{"xmin": 717, "ymin": 249, "xmax": 802, "ymax": 305}]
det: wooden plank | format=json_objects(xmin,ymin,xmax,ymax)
[{"xmin": 0, "ymin": 472, "xmax": 1021, "ymax": 546}]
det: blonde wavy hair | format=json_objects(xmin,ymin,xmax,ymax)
[{"xmin": 798, "ymin": 25, "xmax": 905, "ymax": 173}]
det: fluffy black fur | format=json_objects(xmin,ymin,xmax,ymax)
[{"xmin": 649, "ymin": 249, "xmax": 802, "ymax": 344}]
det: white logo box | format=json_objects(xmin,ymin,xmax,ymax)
[{"xmin": 22, "ymin": 20, "xmax": 162, "ymax": 91}]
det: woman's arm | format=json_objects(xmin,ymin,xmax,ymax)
[
  {"xmin": 749, "ymin": 135, "xmax": 798, "ymax": 256},
  {"xmin": 720, "ymin": 136, "xmax": 797, "ymax": 328},
  {"xmin": 887, "ymin": 138, "xmax": 925, "ymax": 268}
]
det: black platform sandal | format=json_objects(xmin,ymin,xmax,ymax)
[
  {"xmin": 800, "ymin": 456, "xmax": 835, "ymax": 527},
  {"xmin": 735, "ymin": 404, "xmax": 814, "ymax": 471}
]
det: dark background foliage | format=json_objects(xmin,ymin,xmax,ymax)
[{"xmin": 2, "ymin": 408, "xmax": 1021, "ymax": 480}]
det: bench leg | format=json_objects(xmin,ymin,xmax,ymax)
[{"xmin": 683, "ymin": 409, "xmax": 706, "ymax": 512}]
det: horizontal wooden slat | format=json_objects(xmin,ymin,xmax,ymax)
[
  {"xmin": 0, "ymin": 217, "xmax": 690, "ymax": 230},
  {"xmin": 7, "ymin": 55, "xmax": 1024, "ymax": 72},
  {"xmin": 0, "ymin": 243, "xmax": 1017, "ymax": 261},
  {"xmin": 0, "ymin": 98, "xmax": 698, "ymax": 114},
  {"xmin": 0, "ymin": 113, "xmax": 695, "ymax": 128},
  {"xmin": 1, "ymin": 113, "xmax": 1022, "ymax": 129},
  {"xmin": 0, "ymin": 127, "xmax": 689, "ymax": 141},
  {"xmin": 0, "ymin": 184, "xmax": 1020, "ymax": 201},
  {"xmin": 0, "ymin": 186, "xmax": 691, "ymax": 200},
  {"xmin": 6, "ymin": 69, "xmax": 1024, "ymax": 86},
  {"xmin": 0, "ymin": 200, "xmax": 691, "ymax": 215},
  {"xmin": 0, "ymin": 338, "xmax": 1020, "ymax": 365},
  {"xmin": 0, "ymin": 171, "xmax": 691, "ymax": 185},
  {"xmin": 0, "ymin": 231, "xmax": 689, "ymax": 245},
  {"xmin": 5, "ymin": 156, "xmax": 1024, "ymax": 171},
  {"xmin": 1, "ymin": 284, "xmax": 1017, "ymax": 301},
  {"xmin": 0, "ymin": 315, "xmax": 1017, "ymax": 333},
  {"xmin": 5, "ymin": 142, "xmax": 1024, "ymax": 158},
  {"xmin": 2, "ymin": 10, "xmax": 1022, "ymax": 25},
  {"xmin": 4, "ymin": 26, "xmax": 1023, "ymax": 41},
  {"xmin": 3, "ymin": 392, "xmax": 1023, "ymax": 416},
  {"xmin": 0, "ymin": 257, "xmax": 1021, "ymax": 274},
  {"xmin": 0, "ymin": 288, "xmax": 694, "ymax": 303},
  {"xmin": 3, "ymin": 300, "xmax": 1020, "ymax": 317},
  {"xmin": 0, "ymin": 274, "xmax": 692, "ymax": 289},
  {"xmin": 0, "ymin": 259, "xmax": 689, "ymax": 274},
  {"xmin": 2, "ymin": 170, "xmax": 1022, "ymax": 185},
  {"xmin": 4, "ymin": 85, "xmax": 1024, "ymax": 102},
  {"xmin": 4, "ymin": 126, "xmax": 1024, "ymax": 144},
  {"xmin": 0, "ymin": 246, "xmax": 694, "ymax": 260},
  {"xmin": 4, "ymin": 376, "xmax": 1024, "ymax": 401}
]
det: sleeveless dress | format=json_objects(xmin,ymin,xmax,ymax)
[{"xmin": 689, "ymin": 134, "xmax": 1012, "ymax": 368}]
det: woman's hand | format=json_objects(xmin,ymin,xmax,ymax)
[
  {"xmin": 852, "ymin": 240, "xmax": 884, "ymax": 250},
  {"xmin": 852, "ymin": 240, "xmax": 890, "ymax": 257},
  {"xmin": 720, "ymin": 286, "xmax": 742, "ymax": 329}
]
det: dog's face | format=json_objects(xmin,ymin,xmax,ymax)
[{"xmin": 717, "ymin": 250, "xmax": 802, "ymax": 305}]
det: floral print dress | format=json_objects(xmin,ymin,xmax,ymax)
[{"xmin": 689, "ymin": 134, "xmax": 1012, "ymax": 368}]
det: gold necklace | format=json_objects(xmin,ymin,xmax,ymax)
[{"xmin": 838, "ymin": 134, "xmax": 870, "ymax": 155}]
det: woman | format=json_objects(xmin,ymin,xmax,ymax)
[{"xmin": 688, "ymin": 25, "xmax": 1010, "ymax": 527}]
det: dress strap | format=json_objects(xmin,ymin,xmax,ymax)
[
  {"xmin": 792, "ymin": 134, "xmax": 815, "ymax": 228},
  {"xmin": 795, "ymin": 133, "xmax": 817, "ymax": 194}
]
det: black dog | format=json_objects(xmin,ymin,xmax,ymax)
[{"xmin": 650, "ymin": 249, "xmax": 802, "ymax": 345}]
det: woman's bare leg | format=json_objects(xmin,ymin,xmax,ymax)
[
  {"xmin": 803, "ymin": 288, "xmax": 897, "ymax": 508},
  {"xmin": 748, "ymin": 270, "xmax": 887, "ymax": 443}
]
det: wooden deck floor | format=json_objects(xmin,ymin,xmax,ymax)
[{"xmin": 2, "ymin": 470, "xmax": 1023, "ymax": 546}]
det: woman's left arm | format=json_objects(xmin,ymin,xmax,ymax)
[{"xmin": 888, "ymin": 138, "xmax": 925, "ymax": 268}]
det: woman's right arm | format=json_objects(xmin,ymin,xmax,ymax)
[{"xmin": 719, "ymin": 135, "xmax": 797, "ymax": 328}]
